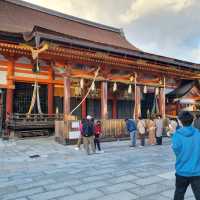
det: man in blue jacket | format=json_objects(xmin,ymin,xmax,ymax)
[
  {"xmin": 172, "ymin": 111, "xmax": 200, "ymax": 200},
  {"xmin": 125, "ymin": 118, "xmax": 137, "ymax": 147}
]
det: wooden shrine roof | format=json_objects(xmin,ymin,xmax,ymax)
[
  {"xmin": 0, "ymin": 0, "xmax": 138, "ymax": 52},
  {"xmin": 0, "ymin": 0, "xmax": 200, "ymax": 72}
]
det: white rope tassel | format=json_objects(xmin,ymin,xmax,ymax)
[
  {"xmin": 70, "ymin": 67, "xmax": 100, "ymax": 115},
  {"xmin": 27, "ymin": 82, "xmax": 37, "ymax": 115},
  {"xmin": 36, "ymin": 83, "xmax": 42, "ymax": 114}
]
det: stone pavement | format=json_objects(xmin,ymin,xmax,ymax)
[{"xmin": 0, "ymin": 137, "xmax": 196, "ymax": 200}]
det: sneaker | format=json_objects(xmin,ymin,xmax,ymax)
[
  {"xmin": 75, "ymin": 147, "xmax": 80, "ymax": 150},
  {"xmin": 99, "ymin": 150, "xmax": 104, "ymax": 153},
  {"xmin": 129, "ymin": 145, "xmax": 135, "ymax": 148}
]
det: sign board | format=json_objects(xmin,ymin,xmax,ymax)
[
  {"xmin": 69, "ymin": 131, "xmax": 80, "ymax": 139},
  {"xmin": 71, "ymin": 121, "xmax": 80, "ymax": 129}
]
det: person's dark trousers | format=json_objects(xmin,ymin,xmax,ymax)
[
  {"xmin": 140, "ymin": 134, "xmax": 145, "ymax": 146},
  {"xmin": 174, "ymin": 174, "xmax": 200, "ymax": 200},
  {"xmin": 156, "ymin": 136, "xmax": 162, "ymax": 145},
  {"xmin": 94, "ymin": 135, "xmax": 101, "ymax": 151}
]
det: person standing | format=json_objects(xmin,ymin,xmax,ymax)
[
  {"xmin": 125, "ymin": 118, "xmax": 137, "ymax": 147},
  {"xmin": 82, "ymin": 115, "xmax": 95, "ymax": 155},
  {"xmin": 147, "ymin": 117, "xmax": 156, "ymax": 145},
  {"xmin": 155, "ymin": 115, "xmax": 163, "ymax": 145},
  {"xmin": 75, "ymin": 119, "xmax": 85, "ymax": 150},
  {"xmin": 137, "ymin": 117, "xmax": 146, "ymax": 146},
  {"xmin": 94, "ymin": 120, "xmax": 104, "ymax": 153},
  {"xmin": 172, "ymin": 111, "xmax": 200, "ymax": 200},
  {"xmin": 193, "ymin": 113, "xmax": 200, "ymax": 131}
]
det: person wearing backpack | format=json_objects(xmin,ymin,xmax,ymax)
[
  {"xmin": 82, "ymin": 115, "xmax": 95, "ymax": 155},
  {"xmin": 172, "ymin": 111, "xmax": 200, "ymax": 200},
  {"xmin": 125, "ymin": 118, "xmax": 137, "ymax": 147}
]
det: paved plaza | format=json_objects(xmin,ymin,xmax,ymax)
[{"xmin": 0, "ymin": 137, "xmax": 196, "ymax": 200}]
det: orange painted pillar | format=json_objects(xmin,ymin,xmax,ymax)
[
  {"xmin": 63, "ymin": 70, "xmax": 71, "ymax": 120},
  {"xmin": 101, "ymin": 81, "xmax": 108, "ymax": 119},
  {"xmin": 48, "ymin": 68, "xmax": 54, "ymax": 115},
  {"xmin": 81, "ymin": 99, "xmax": 87, "ymax": 119},
  {"xmin": 159, "ymin": 88, "xmax": 165, "ymax": 118},
  {"xmin": 6, "ymin": 58, "xmax": 15, "ymax": 120},
  {"xmin": 48, "ymin": 84, "xmax": 54, "ymax": 115},
  {"xmin": 134, "ymin": 86, "xmax": 141, "ymax": 119},
  {"xmin": 112, "ymin": 97, "xmax": 117, "ymax": 119}
]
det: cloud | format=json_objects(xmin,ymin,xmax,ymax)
[
  {"xmin": 25, "ymin": 0, "xmax": 200, "ymax": 63},
  {"xmin": 120, "ymin": 0, "xmax": 194, "ymax": 23}
]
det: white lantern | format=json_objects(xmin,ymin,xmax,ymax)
[
  {"xmin": 80, "ymin": 78, "xmax": 84, "ymax": 89},
  {"xmin": 155, "ymin": 88, "xmax": 159, "ymax": 96},
  {"xmin": 91, "ymin": 82, "xmax": 95, "ymax": 91},
  {"xmin": 56, "ymin": 107, "xmax": 59, "ymax": 114},
  {"xmin": 143, "ymin": 85, "xmax": 147, "ymax": 94},
  {"xmin": 113, "ymin": 82, "xmax": 117, "ymax": 92},
  {"xmin": 128, "ymin": 84, "xmax": 132, "ymax": 94}
]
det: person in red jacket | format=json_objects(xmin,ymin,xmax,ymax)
[{"xmin": 94, "ymin": 120, "xmax": 104, "ymax": 153}]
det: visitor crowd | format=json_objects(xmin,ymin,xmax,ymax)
[
  {"xmin": 75, "ymin": 112, "xmax": 200, "ymax": 154},
  {"xmin": 75, "ymin": 111, "xmax": 200, "ymax": 200}
]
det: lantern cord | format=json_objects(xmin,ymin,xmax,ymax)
[{"xmin": 70, "ymin": 67, "xmax": 100, "ymax": 115}]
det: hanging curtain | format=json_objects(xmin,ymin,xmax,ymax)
[{"xmin": 151, "ymin": 95, "xmax": 159, "ymax": 116}]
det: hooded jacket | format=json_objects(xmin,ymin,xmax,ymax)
[{"xmin": 172, "ymin": 126, "xmax": 200, "ymax": 177}]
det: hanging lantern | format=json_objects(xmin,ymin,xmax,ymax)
[
  {"xmin": 56, "ymin": 107, "xmax": 59, "ymax": 114},
  {"xmin": 80, "ymin": 78, "xmax": 84, "ymax": 89},
  {"xmin": 155, "ymin": 87, "xmax": 159, "ymax": 96},
  {"xmin": 113, "ymin": 82, "xmax": 117, "ymax": 92},
  {"xmin": 143, "ymin": 85, "xmax": 147, "ymax": 94},
  {"xmin": 91, "ymin": 82, "xmax": 95, "ymax": 91},
  {"xmin": 128, "ymin": 84, "xmax": 132, "ymax": 94}
]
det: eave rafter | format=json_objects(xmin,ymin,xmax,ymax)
[{"xmin": 0, "ymin": 42, "xmax": 200, "ymax": 80}]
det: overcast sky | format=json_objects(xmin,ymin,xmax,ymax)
[{"xmin": 24, "ymin": 0, "xmax": 200, "ymax": 63}]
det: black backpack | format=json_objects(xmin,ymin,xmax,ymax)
[{"xmin": 82, "ymin": 121, "xmax": 94, "ymax": 137}]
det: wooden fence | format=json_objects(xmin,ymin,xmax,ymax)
[{"xmin": 55, "ymin": 119, "xmax": 128, "ymax": 144}]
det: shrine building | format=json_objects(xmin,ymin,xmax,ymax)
[{"xmin": 0, "ymin": 0, "xmax": 200, "ymax": 139}]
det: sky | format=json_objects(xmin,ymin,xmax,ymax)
[{"xmin": 24, "ymin": 0, "xmax": 200, "ymax": 63}]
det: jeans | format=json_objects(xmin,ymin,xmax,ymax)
[
  {"xmin": 94, "ymin": 135, "xmax": 101, "ymax": 151},
  {"xmin": 174, "ymin": 174, "xmax": 200, "ymax": 200},
  {"xmin": 140, "ymin": 134, "xmax": 145, "ymax": 146},
  {"xmin": 156, "ymin": 136, "xmax": 162, "ymax": 145},
  {"xmin": 130, "ymin": 131, "xmax": 137, "ymax": 146}
]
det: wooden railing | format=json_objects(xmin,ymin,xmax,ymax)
[
  {"xmin": 6, "ymin": 113, "xmax": 63, "ymax": 131},
  {"xmin": 55, "ymin": 119, "xmax": 128, "ymax": 143}
]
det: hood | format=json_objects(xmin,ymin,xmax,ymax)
[{"xmin": 177, "ymin": 126, "xmax": 195, "ymax": 137}]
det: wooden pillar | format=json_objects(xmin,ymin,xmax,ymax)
[
  {"xmin": 64, "ymin": 75, "xmax": 70, "ymax": 120},
  {"xmin": 112, "ymin": 97, "xmax": 117, "ymax": 119},
  {"xmin": 134, "ymin": 86, "xmax": 141, "ymax": 119},
  {"xmin": 48, "ymin": 68, "xmax": 54, "ymax": 115},
  {"xmin": 159, "ymin": 88, "xmax": 165, "ymax": 118},
  {"xmin": 6, "ymin": 58, "xmax": 15, "ymax": 120},
  {"xmin": 81, "ymin": 99, "xmax": 87, "ymax": 119},
  {"xmin": 48, "ymin": 84, "xmax": 54, "ymax": 115},
  {"xmin": 101, "ymin": 81, "xmax": 108, "ymax": 119}
]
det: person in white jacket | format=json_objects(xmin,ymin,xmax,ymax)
[{"xmin": 137, "ymin": 117, "xmax": 146, "ymax": 146}]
